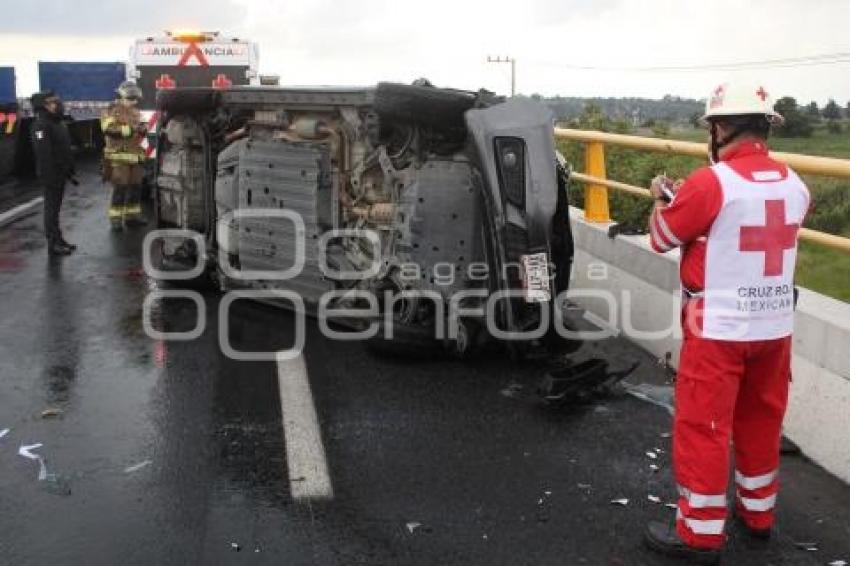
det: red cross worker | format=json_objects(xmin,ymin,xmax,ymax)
[{"xmin": 644, "ymin": 82, "xmax": 810, "ymax": 564}]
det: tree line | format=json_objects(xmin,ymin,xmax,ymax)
[{"xmin": 525, "ymin": 93, "xmax": 850, "ymax": 138}]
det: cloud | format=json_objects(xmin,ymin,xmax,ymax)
[
  {"xmin": 1, "ymin": 0, "xmax": 848, "ymax": 103},
  {"xmin": 0, "ymin": 0, "xmax": 247, "ymax": 35}
]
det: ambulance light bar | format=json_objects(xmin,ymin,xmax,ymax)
[{"xmin": 167, "ymin": 30, "xmax": 219, "ymax": 42}]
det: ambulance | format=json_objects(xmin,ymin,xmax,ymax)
[{"xmin": 127, "ymin": 31, "xmax": 259, "ymax": 159}]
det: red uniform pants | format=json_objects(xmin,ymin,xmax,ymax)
[{"xmin": 673, "ymin": 322, "xmax": 792, "ymax": 549}]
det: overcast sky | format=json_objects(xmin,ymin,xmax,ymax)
[{"xmin": 2, "ymin": 0, "xmax": 848, "ymax": 104}]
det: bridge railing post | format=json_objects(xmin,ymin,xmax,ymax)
[{"xmin": 583, "ymin": 141, "xmax": 611, "ymax": 223}]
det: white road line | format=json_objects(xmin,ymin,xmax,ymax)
[
  {"xmin": 276, "ymin": 352, "xmax": 334, "ymax": 501},
  {"xmin": 0, "ymin": 197, "xmax": 43, "ymax": 229}
]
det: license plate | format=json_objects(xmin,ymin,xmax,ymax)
[{"xmin": 521, "ymin": 252, "xmax": 551, "ymax": 303}]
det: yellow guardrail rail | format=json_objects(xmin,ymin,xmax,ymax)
[{"xmin": 554, "ymin": 127, "xmax": 850, "ymax": 254}]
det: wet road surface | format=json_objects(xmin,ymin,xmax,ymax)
[{"xmin": 1, "ymin": 163, "xmax": 849, "ymax": 565}]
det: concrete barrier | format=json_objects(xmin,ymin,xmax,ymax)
[{"xmin": 568, "ymin": 207, "xmax": 850, "ymax": 483}]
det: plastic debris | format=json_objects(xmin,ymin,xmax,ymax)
[
  {"xmin": 539, "ymin": 359, "xmax": 637, "ymax": 405},
  {"xmin": 577, "ymin": 483, "xmax": 592, "ymax": 490},
  {"xmin": 43, "ymin": 473, "xmax": 71, "ymax": 496},
  {"xmin": 828, "ymin": 561, "xmax": 847, "ymax": 566},
  {"xmin": 230, "ymin": 542, "xmax": 241, "ymax": 552},
  {"xmin": 610, "ymin": 498, "xmax": 629, "ymax": 506},
  {"xmin": 648, "ymin": 495, "xmax": 661, "ymax": 504},
  {"xmin": 41, "ymin": 408, "xmax": 63, "ymax": 419},
  {"xmin": 665, "ymin": 503, "xmax": 678, "ymax": 509},
  {"xmin": 18, "ymin": 443, "xmax": 43, "ymax": 460},
  {"xmin": 0, "ymin": 428, "xmax": 9, "ymax": 439},
  {"xmin": 623, "ymin": 382, "xmax": 674, "ymax": 415},
  {"xmin": 500, "ymin": 383, "xmax": 524, "ymax": 399},
  {"xmin": 406, "ymin": 522, "xmax": 422, "ymax": 534},
  {"xmin": 19, "ymin": 443, "xmax": 48, "ymax": 480},
  {"xmin": 649, "ymin": 464, "xmax": 660, "ymax": 472},
  {"xmin": 659, "ymin": 432, "xmax": 672, "ymax": 438},
  {"xmin": 646, "ymin": 451, "xmax": 658, "ymax": 460},
  {"xmin": 124, "ymin": 460, "xmax": 153, "ymax": 474},
  {"xmin": 544, "ymin": 490, "xmax": 552, "ymax": 496},
  {"xmin": 18, "ymin": 443, "xmax": 68, "ymax": 494},
  {"xmin": 793, "ymin": 541, "xmax": 819, "ymax": 551}
]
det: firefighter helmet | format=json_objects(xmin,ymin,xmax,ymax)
[
  {"xmin": 116, "ymin": 80, "xmax": 143, "ymax": 101},
  {"xmin": 701, "ymin": 82, "xmax": 784, "ymax": 125}
]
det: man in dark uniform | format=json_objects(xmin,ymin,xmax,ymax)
[{"xmin": 31, "ymin": 90, "xmax": 76, "ymax": 255}]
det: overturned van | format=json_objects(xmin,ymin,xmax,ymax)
[{"xmin": 153, "ymin": 81, "xmax": 574, "ymax": 358}]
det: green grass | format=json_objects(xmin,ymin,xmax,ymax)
[
  {"xmin": 795, "ymin": 241, "xmax": 850, "ymax": 302},
  {"xmin": 664, "ymin": 123, "xmax": 850, "ymax": 158},
  {"xmin": 561, "ymin": 125, "xmax": 850, "ymax": 302}
]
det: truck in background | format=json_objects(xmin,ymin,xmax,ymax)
[
  {"xmin": 37, "ymin": 61, "xmax": 126, "ymax": 150},
  {"xmin": 128, "ymin": 30, "xmax": 258, "ymax": 160},
  {"xmin": 0, "ymin": 67, "xmax": 18, "ymax": 180}
]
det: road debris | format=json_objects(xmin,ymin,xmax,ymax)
[
  {"xmin": 41, "ymin": 408, "xmax": 63, "ymax": 419},
  {"xmin": 500, "ymin": 383, "xmax": 524, "ymax": 399},
  {"xmin": 659, "ymin": 432, "xmax": 672, "ymax": 438},
  {"xmin": 645, "ymin": 451, "xmax": 658, "ymax": 460},
  {"xmin": 124, "ymin": 460, "xmax": 153, "ymax": 474},
  {"xmin": 577, "ymin": 483, "xmax": 592, "ymax": 490},
  {"xmin": 623, "ymin": 382, "xmax": 674, "ymax": 415},
  {"xmin": 610, "ymin": 498, "xmax": 629, "ymax": 506},
  {"xmin": 538, "ymin": 359, "xmax": 637, "ymax": 405},
  {"xmin": 406, "ymin": 522, "xmax": 422, "ymax": 534},
  {"xmin": 649, "ymin": 464, "xmax": 660, "ymax": 472},
  {"xmin": 230, "ymin": 542, "xmax": 241, "ymax": 552},
  {"xmin": 793, "ymin": 541, "xmax": 819, "ymax": 551},
  {"xmin": 18, "ymin": 443, "xmax": 48, "ymax": 480},
  {"xmin": 828, "ymin": 560, "xmax": 847, "ymax": 566},
  {"xmin": 17, "ymin": 442, "xmax": 70, "ymax": 494},
  {"xmin": 665, "ymin": 503, "xmax": 678, "ymax": 509},
  {"xmin": 0, "ymin": 428, "xmax": 9, "ymax": 439},
  {"xmin": 647, "ymin": 495, "xmax": 661, "ymax": 504}
]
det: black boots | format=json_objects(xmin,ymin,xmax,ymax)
[
  {"xmin": 48, "ymin": 240, "xmax": 74, "ymax": 256},
  {"xmin": 734, "ymin": 514, "xmax": 772, "ymax": 540},
  {"xmin": 47, "ymin": 235, "xmax": 76, "ymax": 256},
  {"xmin": 644, "ymin": 520, "xmax": 722, "ymax": 565}
]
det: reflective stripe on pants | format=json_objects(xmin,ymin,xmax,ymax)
[{"xmin": 673, "ymin": 334, "xmax": 791, "ymax": 549}]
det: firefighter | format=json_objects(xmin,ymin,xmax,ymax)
[
  {"xmin": 31, "ymin": 90, "xmax": 76, "ymax": 256},
  {"xmin": 101, "ymin": 80, "xmax": 147, "ymax": 229},
  {"xmin": 642, "ymin": 82, "xmax": 810, "ymax": 564}
]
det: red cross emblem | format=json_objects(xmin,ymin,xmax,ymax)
[
  {"xmin": 739, "ymin": 200, "xmax": 799, "ymax": 276},
  {"xmin": 212, "ymin": 74, "xmax": 233, "ymax": 89},
  {"xmin": 155, "ymin": 74, "xmax": 176, "ymax": 89},
  {"xmin": 710, "ymin": 84, "xmax": 725, "ymax": 109},
  {"xmin": 756, "ymin": 86, "xmax": 768, "ymax": 101},
  {"xmin": 177, "ymin": 42, "xmax": 209, "ymax": 66}
]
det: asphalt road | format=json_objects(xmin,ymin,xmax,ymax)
[{"xmin": 0, "ymin": 163, "xmax": 849, "ymax": 566}]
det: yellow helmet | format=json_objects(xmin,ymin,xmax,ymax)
[{"xmin": 700, "ymin": 82, "xmax": 784, "ymax": 126}]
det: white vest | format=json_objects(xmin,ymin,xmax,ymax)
[{"xmin": 702, "ymin": 162, "xmax": 809, "ymax": 341}]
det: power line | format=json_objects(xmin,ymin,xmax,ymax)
[
  {"xmin": 487, "ymin": 55, "xmax": 516, "ymax": 96},
  {"xmin": 548, "ymin": 51, "xmax": 850, "ymax": 73}
]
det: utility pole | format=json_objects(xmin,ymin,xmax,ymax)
[{"xmin": 487, "ymin": 55, "xmax": 516, "ymax": 97}]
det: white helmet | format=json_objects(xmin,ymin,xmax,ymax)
[{"xmin": 700, "ymin": 81, "xmax": 784, "ymax": 126}]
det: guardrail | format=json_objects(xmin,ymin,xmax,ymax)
[{"xmin": 554, "ymin": 127, "xmax": 850, "ymax": 254}]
